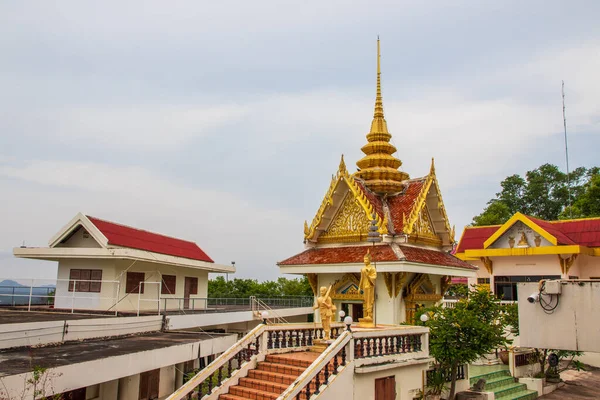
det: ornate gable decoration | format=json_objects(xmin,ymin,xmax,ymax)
[
  {"xmin": 404, "ymin": 273, "xmax": 442, "ymax": 302},
  {"xmin": 383, "ymin": 272, "xmax": 407, "ymax": 298},
  {"xmin": 483, "ymin": 213, "xmax": 558, "ymax": 249},
  {"xmin": 318, "ymin": 193, "xmax": 371, "ymax": 243},
  {"xmin": 403, "ymin": 159, "xmax": 454, "ymax": 245},
  {"xmin": 330, "ymin": 273, "xmax": 363, "ymax": 300},
  {"xmin": 304, "ymin": 155, "xmax": 387, "ymax": 242}
]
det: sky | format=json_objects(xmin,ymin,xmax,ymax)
[{"xmin": 1, "ymin": 1, "xmax": 599, "ymax": 281}]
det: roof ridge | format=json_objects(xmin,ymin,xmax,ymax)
[
  {"xmin": 86, "ymin": 215, "xmax": 197, "ymax": 245},
  {"xmin": 465, "ymin": 224, "xmax": 502, "ymax": 229},
  {"xmin": 549, "ymin": 216, "xmax": 600, "ymax": 223}
]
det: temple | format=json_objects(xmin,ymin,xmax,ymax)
[{"xmin": 278, "ymin": 40, "xmax": 477, "ymax": 324}]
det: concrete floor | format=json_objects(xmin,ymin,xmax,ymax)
[{"xmin": 539, "ymin": 368, "xmax": 600, "ymax": 399}]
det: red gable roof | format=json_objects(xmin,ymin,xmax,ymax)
[
  {"xmin": 87, "ymin": 216, "xmax": 214, "ymax": 262},
  {"xmin": 455, "ymin": 225, "xmax": 500, "ymax": 253},
  {"xmin": 456, "ymin": 216, "xmax": 600, "ymax": 252},
  {"xmin": 278, "ymin": 244, "xmax": 476, "ymax": 270}
]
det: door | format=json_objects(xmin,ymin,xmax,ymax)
[
  {"xmin": 184, "ymin": 277, "xmax": 198, "ymax": 309},
  {"xmin": 139, "ymin": 369, "xmax": 160, "ymax": 400},
  {"xmin": 375, "ymin": 376, "xmax": 396, "ymax": 400},
  {"xmin": 352, "ymin": 303, "xmax": 364, "ymax": 320}
]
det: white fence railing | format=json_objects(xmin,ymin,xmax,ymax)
[{"xmin": 443, "ymin": 299, "xmax": 516, "ymax": 308}]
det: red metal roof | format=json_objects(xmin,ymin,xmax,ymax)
[
  {"xmin": 456, "ymin": 216, "xmax": 600, "ymax": 252},
  {"xmin": 455, "ymin": 226, "xmax": 500, "ymax": 253},
  {"xmin": 87, "ymin": 216, "xmax": 214, "ymax": 262},
  {"xmin": 278, "ymin": 244, "xmax": 476, "ymax": 270}
]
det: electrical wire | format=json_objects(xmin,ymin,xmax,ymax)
[{"xmin": 538, "ymin": 281, "xmax": 560, "ymax": 314}]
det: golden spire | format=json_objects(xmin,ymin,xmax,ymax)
[{"xmin": 355, "ymin": 38, "xmax": 408, "ymax": 193}]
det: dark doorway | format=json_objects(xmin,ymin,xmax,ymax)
[
  {"xmin": 375, "ymin": 375, "xmax": 396, "ymax": 400},
  {"xmin": 139, "ymin": 368, "xmax": 160, "ymax": 400}
]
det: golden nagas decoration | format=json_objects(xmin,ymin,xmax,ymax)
[
  {"xmin": 355, "ymin": 39, "xmax": 409, "ymax": 193},
  {"xmin": 330, "ymin": 273, "xmax": 363, "ymax": 300},
  {"xmin": 480, "ymin": 256, "xmax": 493, "ymax": 275},
  {"xmin": 383, "ymin": 271, "xmax": 407, "ymax": 297}
]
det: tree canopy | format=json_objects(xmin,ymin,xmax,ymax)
[
  {"xmin": 417, "ymin": 286, "xmax": 511, "ymax": 400},
  {"xmin": 208, "ymin": 275, "xmax": 312, "ymax": 298},
  {"xmin": 472, "ymin": 164, "xmax": 600, "ymax": 225}
]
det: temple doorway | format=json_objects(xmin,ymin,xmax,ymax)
[{"xmin": 341, "ymin": 302, "xmax": 363, "ymax": 321}]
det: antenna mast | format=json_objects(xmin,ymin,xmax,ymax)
[{"xmin": 562, "ymin": 81, "xmax": 572, "ymax": 218}]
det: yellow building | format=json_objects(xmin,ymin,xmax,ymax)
[{"xmin": 278, "ymin": 40, "xmax": 476, "ymax": 324}]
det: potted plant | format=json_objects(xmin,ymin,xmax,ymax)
[{"xmin": 425, "ymin": 367, "xmax": 448, "ymax": 400}]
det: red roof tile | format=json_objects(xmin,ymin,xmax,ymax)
[
  {"xmin": 386, "ymin": 178, "xmax": 426, "ymax": 233},
  {"xmin": 456, "ymin": 216, "xmax": 600, "ymax": 252},
  {"xmin": 455, "ymin": 226, "xmax": 500, "ymax": 253},
  {"xmin": 278, "ymin": 244, "xmax": 476, "ymax": 270},
  {"xmin": 87, "ymin": 216, "xmax": 213, "ymax": 262},
  {"xmin": 399, "ymin": 245, "xmax": 477, "ymax": 269},
  {"xmin": 278, "ymin": 245, "xmax": 399, "ymax": 265}
]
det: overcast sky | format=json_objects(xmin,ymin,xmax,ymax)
[{"xmin": 1, "ymin": 1, "xmax": 599, "ymax": 281}]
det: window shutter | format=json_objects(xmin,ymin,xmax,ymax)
[
  {"xmin": 161, "ymin": 275, "xmax": 176, "ymax": 295},
  {"xmin": 90, "ymin": 270, "xmax": 103, "ymax": 293},
  {"xmin": 126, "ymin": 272, "xmax": 145, "ymax": 294},
  {"xmin": 79, "ymin": 270, "xmax": 91, "ymax": 292},
  {"xmin": 149, "ymin": 369, "xmax": 160, "ymax": 399},
  {"xmin": 69, "ymin": 269, "xmax": 81, "ymax": 292}
]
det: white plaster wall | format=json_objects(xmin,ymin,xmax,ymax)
[
  {"xmin": 353, "ymin": 364, "xmax": 426, "ymax": 400},
  {"xmin": 159, "ymin": 365, "xmax": 176, "ymax": 398},
  {"xmin": 55, "ymin": 259, "xmax": 117, "ymax": 311},
  {"xmin": 56, "ymin": 227, "xmax": 102, "ymax": 248},
  {"xmin": 518, "ymin": 281, "xmax": 600, "ymax": 351},
  {"xmin": 312, "ymin": 362, "xmax": 354, "ymax": 400},
  {"xmin": 113, "ymin": 260, "xmax": 210, "ymax": 312},
  {"xmin": 99, "ymin": 379, "xmax": 118, "ymax": 400},
  {"xmin": 118, "ymin": 373, "xmax": 139, "ymax": 400}
]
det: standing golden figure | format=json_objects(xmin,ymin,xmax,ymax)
[
  {"xmin": 313, "ymin": 285, "xmax": 336, "ymax": 340},
  {"xmin": 359, "ymin": 250, "xmax": 377, "ymax": 326}
]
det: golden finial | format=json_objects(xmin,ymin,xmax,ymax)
[
  {"xmin": 304, "ymin": 220, "xmax": 309, "ymax": 237},
  {"xmin": 430, "ymin": 157, "xmax": 436, "ymax": 175},
  {"xmin": 355, "ymin": 38, "xmax": 409, "ymax": 193},
  {"xmin": 339, "ymin": 154, "xmax": 347, "ymax": 175}
]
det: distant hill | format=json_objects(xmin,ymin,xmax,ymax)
[{"xmin": 0, "ymin": 279, "xmax": 24, "ymax": 287}]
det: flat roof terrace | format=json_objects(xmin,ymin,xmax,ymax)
[
  {"xmin": 0, "ymin": 331, "xmax": 233, "ymax": 377},
  {"xmin": 0, "ymin": 309, "xmax": 107, "ymax": 324}
]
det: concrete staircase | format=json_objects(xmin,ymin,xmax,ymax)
[
  {"xmin": 220, "ymin": 352, "xmax": 319, "ymax": 400},
  {"xmin": 469, "ymin": 370, "xmax": 537, "ymax": 400}
]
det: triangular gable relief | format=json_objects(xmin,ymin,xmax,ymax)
[
  {"xmin": 404, "ymin": 273, "xmax": 442, "ymax": 302},
  {"xmin": 331, "ymin": 273, "xmax": 362, "ymax": 300},
  {"xmin": 488, "ymin": 220, "xmax": 554, "ymax": 249},
  {"xmin": 55, "ymin": 224, "xmax": 102, "ymax": 249},
  {"xmin": 412, "ymin": 205, "xmax": 440, "ymax": 243},
  {"xmin": 318, "ymin": 191, "xmax": 371, "ymax": 243}
]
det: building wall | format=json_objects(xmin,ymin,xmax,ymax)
[
  {"xmin": 353, "ymin": 364, "xmax": 426, "ymax": 400},
  {"xmin": 55, "ymin": 259, "xmax": 118, "ymax": 310}
]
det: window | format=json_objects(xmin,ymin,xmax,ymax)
[
  {"xmin": 494, "ymin": 275, "xmax": 560, "ymax": 301},
  {"xmin": 68, "ymin": 269, "xmax": 102, "ymax": 293},
  {"xmin": 126, "ymin": 272, "xmax": 145, "ymax": 294},
  {"xmin": 477, "ymin": 278, "xmax": 490, "ymax": 284},
  {"xmin": 139, "ymin": 369, "xmax": 159, "ymax": 400},
  {"xmin": 161, "ymin": 275, "xmax": 177, "ymax": 295}
]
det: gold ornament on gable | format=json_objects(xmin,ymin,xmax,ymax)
[
  {"xmin": 330, "ymin": 273, "xmax": 363, "ymax": 300},
  {"xmin": 318, "ymin": 194, "xmax": 371, "ymax": 243}
]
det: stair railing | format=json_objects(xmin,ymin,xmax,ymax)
[
  {"xmin": 251, "ymin": 296, "xmax": 289, "ymax": 324},
  {"xmin": 277, "ymin": 330, "xmax": 353, "ymax": 400},
  {"xmin": 167, "ymin": 323, "xmax": 267, "ymax": 400}
]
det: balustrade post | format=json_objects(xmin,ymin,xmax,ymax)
[
  {"xmin": 207, "ymin": 371, "xmax": 214, "ymax": 393},
  {"xmin": 314, "ymin": 370, "xmax": 321, "ymax": 395},
  {"xmin": 285, "ymin": 331, "xmax": 290, "ymax": 348},
  {"xmin": 217, "ymin": 365, "xmax": 222, "ymax": 385},
  {"xmin": 308, "ymin": 329, "xmax": 313, "ymax": 346},
  {"xmin": 323, "ymin": 362, "xmax": 330, "ymax": 384},
  {"xmin": 377, "ymin": 337, "xmax": 383, "ymax": 355},
  {"xmin": 228, "ymin": 358, "xmax": 233, "ymax": 376},
  {"xmin": 267, "ymin": 330, "xmax": 273, "ymax": 349}
]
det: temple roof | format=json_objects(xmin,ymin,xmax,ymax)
[
  {"xmin": 456, "ymin": 214, "xmax": 600, "ymax": 254},
  {"xmin": 278, "ymin": 244, "xmax": 476, "ymax": 270}
]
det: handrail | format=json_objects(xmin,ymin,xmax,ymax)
[
  {"xmin": 253, "ymin": 297, "xmax": 289, "ymax": 324},
  {"xmin": 278, "ymin": 330, "xmax": 352, "ymax": 400},
  {"xmin": 167, "ymin": 323, "xmax": 267, "ymax": 400}
]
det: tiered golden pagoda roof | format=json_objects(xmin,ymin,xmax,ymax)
[{"xmin": 355, "ymin": 39, "xmax": 409, "ymax": 193}]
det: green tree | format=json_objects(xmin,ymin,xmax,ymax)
[
  {"xmin": 207, "ymin": 276, "xmax": 312, "ymax": 298},
  {"xmin": 472, "ymin": 164, "xmax": 595, "ymax": 225},
  {"xmin": 561, "ymin": 168, "xmax": 600, "ymax": 219},
  {"xmin": 416, "ymin": 286, "xmax": 511, "ymax": 400}
]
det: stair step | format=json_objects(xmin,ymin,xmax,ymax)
[
  {"xmin": 219, "ymin": 394, "xmax": 253, "ymax": 400},
  {"xmin": 483, "ymin": 376, "xmax": 516, "ymax": 390},
  {"xmin": 257, "ymin": 361, "xmax": 305, "ymax": 376},
  {"xmin": 248, "ymin": 369, "xmax": 298, "ymax": 385},
  {"xmin": 496, "ymin": 389, "xmax": 538, "ymax": 400},
  {"xmin": 494, "ymin": 383, "xmax": 528, "ymax": 397},
  {"xmin": 265, "ymin": 354, "xmax": 314, "ymax": 368},
  {"xmin": 239, "ymin": 377, "xmax": 289, "ymax": 394},
  {"xmin": 230, "ymin": 385, "xmax": 280, "ymax": 400},
  {"xmin": 470, "ymin": 370, "xmax": 511, "ymax": 385}
]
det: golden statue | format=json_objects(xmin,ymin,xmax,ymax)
[
  {"xmin": 313, "ymin": 285, "xmax": 336, "ymax": 340},
  {"xmin": 517, "ymin": 232, "xmax": 529, "ymax": 248},
  {"xmin": 359, "ymin": 250, "xmax": 377, "ymax": 325}
]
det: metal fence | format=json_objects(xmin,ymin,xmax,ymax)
[{"xmin": 426, "ymin": 364, "xmax": 466, "ymax": 384}]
